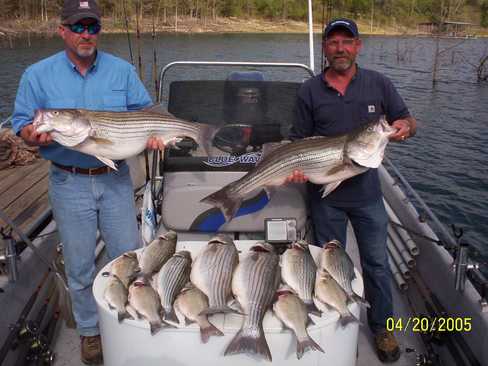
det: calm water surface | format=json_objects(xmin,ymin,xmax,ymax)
[{"xmin": 0, "ymin": 33, "xmax": 487, "ymax": 262}]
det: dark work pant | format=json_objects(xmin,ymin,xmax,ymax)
[{"xmin": 309, "ymin": 193, "xmax": 392, "ymax": 333}]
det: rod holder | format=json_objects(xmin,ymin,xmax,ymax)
[
  {"xmin": 6, "ymin": 236, "xmax": 18, "ymax": 283},
  {"xmin": 454, "ymin": 243, "xmax": 479, "ymax": 292}
]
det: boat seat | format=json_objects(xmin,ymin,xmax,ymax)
[{"xmin": 159, "ymin": 76, "xmax": 308, "ymax": 234}]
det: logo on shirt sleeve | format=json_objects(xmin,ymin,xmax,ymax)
[{"xmin": 368, "ymin": 105, "xmax": 376, "ymax": 113}]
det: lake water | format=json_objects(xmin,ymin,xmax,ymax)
[{"xmin": 0, "ymin": 33, "xmax": 487, "ymax": 264}]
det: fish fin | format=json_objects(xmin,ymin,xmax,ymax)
[
  {"xmin": 90, "ymin": 136, "xmax": 113, "ymax": 145},
  {"xmin": 150, "ymin": 321, "xmax": 162, "ymax": 336},
  {"xmin": 296, "ymin": 336, "xmax": 325, "ymax": 359},
  {"xmin": 312, "ymin": 296, "xmax": 329, "ymax": 314},
  {"xmin": 200, "ymin": 321, "xmax": 224, "ymax": 344},
  {"xmin": 107, "ymin": 303, "xmax": 115, "ymax": 310},
  {"xmin": 321, "ymin": 181, "xmax": 342, "ymax": 198},
  {"xmin": 96, "ymin": 156, "xmax": 117, "ymax": 170},
  {"xmin": 199, "ymin": 124, "xmax": 218, "ymax": 156},
  {"xmin": 163, "ymin": 309, "xmax": 179, "ymax": 324},
  {"xmin": 259, "ymin": 142, "xmax": 288, "ymax": 163},
  {"xmin": 305, "ymin": 302, "xmax": 321, "ymax": 317},
  {"xmin": 173, "ymin": 303, "xmax": 186, "ymax": 326},
  {"xmin": 143, "ymin": 104, "xmax": 172, "ymax": 115},
  {"xmin": 117, "ymin": 310, "xmax": 133, "ymax": 323},
  {"xmin": 126, "ymin": 304, "xmax": 139, "ymax": 320},
  {"xmin": 263, "ymin": 186, "xmax": 276, "ymax": 199},
  {"xmin": 306, "ymin": 316, "xmax": 315, "ymax": 327},
  {"xmin": 200, "ymin": 187, "xmax": 242, "ymax": 222},
  {"xmin": 162, "ymin": 319, "xmax": 178, "ymax": 328},
  {"xmin": 349, "ymin": 293, "xmax": 370, "ymax": 308},
  {"xmin": 200, "ymin": 305, "xmax": 243, "ymax": 316},
  {"xmin": 224, "ymin": 326, "xmax": 272, "ymax": 362},
  {"xmin": 227, "ymin": 299, "xmax": 244, "ymax": 314},
  {"xmin": 338, "ymin": 310, "xmax": 361, "ymax": 328}
]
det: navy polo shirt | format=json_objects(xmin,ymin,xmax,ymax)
[{"xmin": 290, "ymin": 66, "xmax": 410, "ymax": 207}]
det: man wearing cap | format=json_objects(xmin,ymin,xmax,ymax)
[
  {"xmin": 11, "ymin": 1, "xmax": 162, "ymax": 364},
  {"xmin": 288, "ymin": 18, "xmax": 416, "ymax": 363}
]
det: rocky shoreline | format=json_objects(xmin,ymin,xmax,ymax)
[{"xmin": 0, "ymin": 16, "xmax": 420, "ymax": 38}]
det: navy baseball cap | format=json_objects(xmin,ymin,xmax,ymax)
[
  {"xmin": 323, "ymin": 18, "xmax": 359, "ymax": 39},
  {"xmin": 61, "ymin": 0, "xmax": 101, "ymax": 25}
]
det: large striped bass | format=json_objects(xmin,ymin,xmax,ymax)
[
  {"xmin": 320, "ymin": 240, "xmax": 369, "ymax": 308},
  {"xmin": 281, "ymin": 240, "xmax": 318, "ymax": 315},
  {"xmin": 273, "ymin": 285, "xmax": 324, "ymax": 359},
  {"xmin": 155, "ymin": 250, "xmax": 192, "ymax": 323},
  {"xmin": 201, "ymin": 117, "xmax": 395, "ymax": 222},
  {"xmin": 225, "ymin": 242, "xmax": 280, "ymax": 362},
  {"xmin": 190, "ymin": 234, "xmax": 239, "ymax": 315},
  {"xmin": 33, "ymin": 108, "xmax": 217, "ymax": 169}
]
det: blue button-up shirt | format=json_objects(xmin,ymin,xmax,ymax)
[
  {"xmin": 290, "ymin": 67, "xmax": 410, "ymax": 207},
  {"xmin": 12, "ymin": 51, "xmax": 152, "ymax": 168}
]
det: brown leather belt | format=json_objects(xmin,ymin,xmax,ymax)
[{"xmin": 52, "ymin": 162, "xmax": 113, "ymax": 175}]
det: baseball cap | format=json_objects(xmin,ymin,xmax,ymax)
[
  {"xmin": 323, "ymin": 18, "xmax": 359, "ymax": 39},
  {"xmin": 61, "ymin": 0, "xmax": 101, "ymax": 25}
]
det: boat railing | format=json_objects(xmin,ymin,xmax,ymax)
[{"xmin": 384, "ymin": 157, "xmax": 488, "ymax": 305}]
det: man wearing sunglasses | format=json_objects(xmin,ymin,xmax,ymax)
[
  {"xmin": 288, "ymin": 18, "xmax": 417, "ymax": 363},
  {"xmin": 11, "ymin": 1, "xmax": 162, "ymax": 364}
]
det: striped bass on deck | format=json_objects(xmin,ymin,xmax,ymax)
[
  {"xmin": 225, "ymin": 242, "xmax": 280, "ymax": 362},
  {"xmin": 33, "ymin": 107, "xmax": 218, "ymax": 169},
  {"xmin": 201, "ymin": 117, "xmax": 395, "ymax": 222}
]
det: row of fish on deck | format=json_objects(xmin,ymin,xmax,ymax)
[{"xmin": 103, "ymin": 231, "xmax": 369, "ymax": 361}]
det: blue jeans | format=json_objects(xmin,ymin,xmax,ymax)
[
  {"xmin": 48, "ymin": 162, "xmax": 140, "ymax": 336},
  {"xmin": 309, "ymin": 193, "xmax": 392, "ymax": 333}
]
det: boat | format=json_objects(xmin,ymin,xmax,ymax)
[{"xmin": 1, "ymin": 1, "xmax": 488, "ymax": 365}]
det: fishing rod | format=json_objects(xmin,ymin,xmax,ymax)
[
  {"xmin": 413, "ymin": 272, "xmax": 481, "ymax": 366},
  {"xmin": 23, "ymin": 288, "xmax": 60, "ymax": 366},
  {"xmin": 389, "ymin": 220, "xmax": 445, "ymax": 247},
  {"xmin": 0, "ymin": 270, "xmax": 50, "ymax": 364},
  {"xmin": 403, "ymin": 281, "xmax": 442, "ymax": 366},
  {"xmin": 14, "ymin": 279, "xmax": 57, "ymax": 366},
  {"xmin": 0, "ymin": 209, "xmax": 68, "ymax": 291},
  {"xmin": 122, "ymin": 0, "xmax": 134, "ymax": 65}
]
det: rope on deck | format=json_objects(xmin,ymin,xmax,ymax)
[{"xmin": 0, "ymin": 115, "xmax": 12, "ymax": 129}]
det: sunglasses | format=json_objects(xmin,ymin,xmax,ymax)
[{"xmin": 64, "ymin": 23, "xmax": 101, "ymax": 35}]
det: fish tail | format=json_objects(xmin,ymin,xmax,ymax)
[
  {"xmin": 350, "ymin": 293, "xmax": 370, "ymax": 308},
  {"xmin": 338, "ymin": 310, "xmax": 361, "ymax": 328},
  {"xmin": 224, "ymin": 326, "xmax": 272, "ymax": 361},
  {"xmin": 296, "ymin": 336, "xmax": 325, "ymax": 359},
  {"xmin": 199, "ymin": 124, "xmax": 218, "ymax": 156},
  {"xmin": 200, "ymin": 321, "xmax": 224, "ymax": 344},
  {"xmin": 305, "ymin": 301, "xmax": 321, "ymax": 317},
  {"xmin": 199, "ymin": 305, "xmax": 243, "ymax": 316},
  {"xmin": 163, "ymin": 309, "xmax": 179, "ymax": 324},
  {"xmin": 150, "ymin": 321, "xmax": 162, "ymax": 335},
  {"xmin": 200, "ymin": 187, "xmax": 242, "ymax": 222},
  {"xmin": 117, "ymin": 310, "xmax": 133, "ymax": 323}
]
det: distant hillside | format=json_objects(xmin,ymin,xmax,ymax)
[{"xmin": 0, "ymin": 0, "xmax": 487, "ymax": 37}]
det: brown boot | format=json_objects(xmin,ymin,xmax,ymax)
[
  {"xmin": 374, "ymin": 329, "xmax": 400, "ymax": 363},
  {"xmin": 80, "ymin": 335, "xmax": 103, "ymax": 365}
]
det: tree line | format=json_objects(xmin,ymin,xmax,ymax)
[{"xmin": 0, "ymin": 1, "xmax": 487, "ymax": 28}]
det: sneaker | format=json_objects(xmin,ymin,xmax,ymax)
[
  {"xmin": 374, "ymin": 329, "xmax": 400, "ymax": 363},
  {"xmin": 81, "ymin": 335, "xmax": 103, "ymax": 365}
]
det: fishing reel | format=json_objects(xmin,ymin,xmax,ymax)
[
  {"xmin": 405, "ymin": 347, "xmax": 441, "ymax": 366},
  {"xmin": 25, "ymin": 333, "xmax": 55, "ymax": 365}
]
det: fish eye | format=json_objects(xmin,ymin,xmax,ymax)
[
  {"xmin": 367, "ymin": 127, "xmax": 373, "ymax": 132},
  {"xmin": 53, "ymin": 111, "xmax": 59, "ymax": 115}
]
